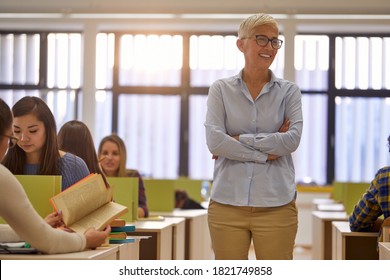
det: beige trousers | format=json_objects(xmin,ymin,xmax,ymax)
[{"xmin": 208, "ymin": 199, "xmax": 298, "ymax": 260}]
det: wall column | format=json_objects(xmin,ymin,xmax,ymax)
[
  {"xmin": 81, "ymin": 22, "xmax": 97, "ymax": 137},
  {"xmin": 282, "ymin": 19, "xmax": 297, "ymax": 83}
]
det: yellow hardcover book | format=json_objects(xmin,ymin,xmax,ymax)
[
  {"xmin": 109, "ymin": 237, "xmax": 136, "ymax": 244},
  {"xmin": 110, "ymin": 218, "xmax": 126, "ymax": 227},
  {"xmin": 50, "ymin": 173, "xmax": 128, "ymax": 234},
  {"xmin": 137, "ymin": 215, "xmax": 165, "ymax": 221},
  {"xmin": 109, "ymin": 232, "xmax": 127, "ymax": 239},
  {"xmin": 0, "ymin": 175, "xmax": 61, "ymax": 224}
]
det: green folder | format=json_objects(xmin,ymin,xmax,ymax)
[
  {"xmin": 107, "ymin": 177, "xmax": 139, "ymax": 222},
  {"xmin": 0, "ymin": 175, "xmax": 61, "ymax": 224}
]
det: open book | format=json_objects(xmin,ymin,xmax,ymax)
[{"xmin": 50, "ymin": 173, "xmax": 128, "ymax": 234}]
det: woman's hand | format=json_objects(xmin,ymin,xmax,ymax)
[
  {"xmin": 279, "ymin": 118, "xmax": 290, "ymax": 133},
  {"xmin": 44, "ymin": 210, "xmax": 64, "ymax": 228},
  {"xmin": 267, "ymin": 118, "xmax": 290, "ymax": 161},
  {"xmin": 84, "ymin": 225, "xmax": 111, "ymax": 249}
]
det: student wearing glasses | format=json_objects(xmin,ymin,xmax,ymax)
[
  {"xmin": 205, "ymin": 13, "xmax": 303, "ymax": 260},
  {"xmin": 0, "ymin": 98, "xmax": 110, "ymax": 254},
  {"xmin": 1, "ymin": 96, "xmax": 90, "ymax": 191}
]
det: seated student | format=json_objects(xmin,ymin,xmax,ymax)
[
  {"xmin": 349, "ymin": 134, "xmax": 390, "ymax": 242},
  {"xmin": 57, "ymin": 120, "xmax": 109, "ymax": 187},
  {"xmin": 175, "ymin": 189, "xmax": 205, "ymax": 209},
  {"xmin": 98, "ymin": 134, "xmax": 149, "ymax": 218},
  {"xmin": 0, "ymin": 98, "xmax": 110, "ymax": 254},
  {"xmin": 1, "ymin": 96, "xmax": 90, "ymax": 191}
]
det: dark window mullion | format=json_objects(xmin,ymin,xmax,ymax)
[
  {"xmin": 327, "ymin": 34, "xmax": 337, "ymax": 184},
  {"xmin": 111, "ymin": 32, "xmax": 120, "ymax": 134},
  {"xmin": 179, "ymin": 34, "xmax": 191, "ymax": 176}
]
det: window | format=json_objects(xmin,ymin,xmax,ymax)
[
  {"xmin": 2, "ymin": 28, "xmax": 389, "ymax": 184},
  {"xmin": 294, "ymin": 35, "xmax": 330, "ymax": 185},
  {"xmin": 333, "ymin": 35, "xmax": 390, "ymax": 182},
  {"xmin": 0, "ymin": 32, "xmax": 81, "ymax": 129},
  {"xmin": 0, "ymin": 33, "xmax": 40, "ymax": 85},
  {"xmin": 97, "ymin": 33, "xmax": 184, "ymax": 177},
  {"xmin": 118, "ymin": 94, "xmax": 181, "ymax": 178},
  {"xmin": 119, "ymin": 34, "xmax": 182, "ymax": 87}
]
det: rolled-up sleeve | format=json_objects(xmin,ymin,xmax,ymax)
[
  {"xmin": 239, "ymin": 84, "xmax": 303, "ymax": 156},
  {"xmin": 205, "ymin": 80, "xmax": 268, "ymax": 164}
]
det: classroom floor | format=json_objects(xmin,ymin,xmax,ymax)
[{"xmin": 248, "ymin": 244, "xmax": 312, "ymax": 260}]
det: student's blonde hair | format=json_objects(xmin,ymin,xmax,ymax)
[
  {"xmin": 98, "ymin": 134, "xmax": 127, "ymax": 177},
  {"xmin": 238, "ymin": 13, "xmax": 279, "ymax": 39}
]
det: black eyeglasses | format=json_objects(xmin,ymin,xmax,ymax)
[
  {"xmin": 1, "ymin": 134, "xmax": 19, "ymax": 149},
  {"xmin": 246, "ymin": 35, "xmax": 283, "ymax": 50}
]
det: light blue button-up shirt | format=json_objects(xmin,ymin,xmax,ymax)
[{"xmin": 205, "ymin": 70, "xmax": 303, "ymax": 207}]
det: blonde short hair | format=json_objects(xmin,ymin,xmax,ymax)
[{"xmin": 238, "ymin": 13, "xmax": 279, "ymax": 39}]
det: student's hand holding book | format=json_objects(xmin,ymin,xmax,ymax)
[
  {"xmin": 45, "ymin": 211, "xmax": 77, "ymax": 233},
  {"xmin": 84, "ymin": 225, "xmax": 111, "ymax": 249},
  {"xmin": 44, "ymin": 210, "xmax": 65, "ymax": 228},
  {"xmin": 50, "ymin": 174, "xmax": 128, "ymax": 234}
]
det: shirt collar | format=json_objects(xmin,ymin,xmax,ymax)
[{"xmin": 234, "ymin": 69, "xmax": 282, "ymax": 89}]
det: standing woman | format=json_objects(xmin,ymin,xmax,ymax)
[
  {"xmin": 205, "ymin": 13, "xmax": 303, "ymax": 260},
  {"xmin": 98, "ymin": 134, "xmax": 149, "ymax": 218},
  {"xmin": 1, "ymin": 96, "xmax": 90, "ymax": 191},
  {"xmin": 0, "ymin": 98, "xmax": 110, "ymax": 254}
]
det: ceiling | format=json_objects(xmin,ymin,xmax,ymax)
[{"xmin": 0, "ymin": 0, "xmax": 389, "ymax": 15}]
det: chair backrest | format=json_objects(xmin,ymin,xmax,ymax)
[
  {"xmin": 332, "ymin": 182, "xmax": 370, "ymax": 214},
  {"xmin": 107, "ymin": 177, "xmax": 139, "ymax": 222},
  {"xmin": 143, "ymin": 179, "xmax": 175, "ymax": 212},
  {"xmin": 382, "ymin": 216, "xmax": 390, "ymax": 242}
]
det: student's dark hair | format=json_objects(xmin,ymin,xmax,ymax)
[
  {"xmin": 58, "ymin": 120, "xmax": 109, "ymax": 188},
  {"xmin": 2, "ymin": 96, "xmax": 60, "ymax": 175},
  {"xmin": 58, "ymin": 121, "xmax": 99, "ymax": 173},
  {"xmin": 388, "ymin": 134, "xmax": 390, "ymax": 152},
  {"xmin": 0, "ymin": 99, "xmax": 13, "ymax": 135}
]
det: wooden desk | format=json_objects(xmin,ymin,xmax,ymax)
[
  {"xmin": 152, "ymin": 209, "xmax": 213, "ymax": 260},
  {"xmin": 312, "ymin": 211, "xmax": 348, "ymax": 260},
  {"xmin": 332, "ymin": 221, "xmax": 379, "ymax": 260},
  {"xmin": 0, "ymin": 245, "xmax": 119, "ymax": 260},
  {"xmin": 312, "ymin": 198, "xmax": 336, "ymax": 206},
  {"xmin": 379, "ymin": 242, "xmax": 390, "ymax": 260},
  {"xmin": 316, "ymin": 203, "xmax": 345, "ymax": 212},
  {"xmin": 116, "ymin": 240, "xmax": 140, "ymax": 260},
  {"xmin": 164, "ymin": 217, "xmax": 185, "ymax": 260},
  {"xmin": 295, "ymin": 190, "xmax": 332, "ymax": 246},
  {"xmin": 131, "ymin": 220, "xmax": 173, "ymax": 260}
]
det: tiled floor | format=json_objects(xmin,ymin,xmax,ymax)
[
  {"xmin": 292, "ymin": 246, "xmax": 312, "ymax": 260},
  {"xmin": 248, "ymin": 245, "xmax": 312, "ymax": 260}
]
